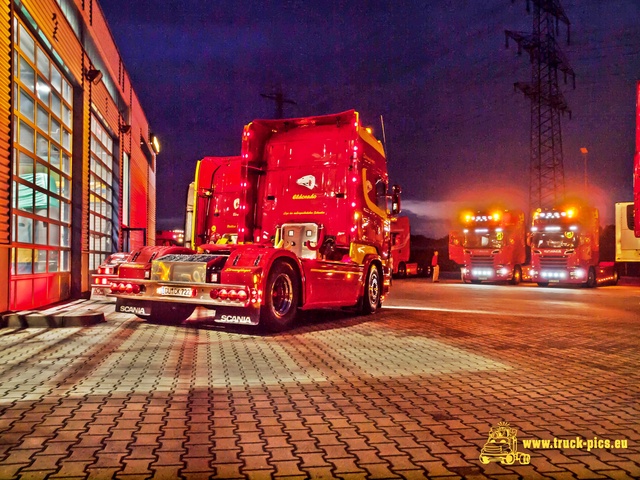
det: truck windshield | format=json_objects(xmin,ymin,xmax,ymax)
[
  {"xmin": 464, "ymin": 231, "xmax": 504, "ymax": 249},
  {"xmin": 531, "ymin": 232, "xmax": 577, "ymax": 249}
]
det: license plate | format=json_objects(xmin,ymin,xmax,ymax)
[{"xmin": 158, "ymin": 286, "xmax": 194, "ymax": 297}]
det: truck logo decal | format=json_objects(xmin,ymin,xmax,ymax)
[
  {"xmin": 292, "ymin": 194, "xmax": 317, "ymax": 200},
  {"xmin": 233, "ymin": 198, "xmax": 240, "ymax": 209},
  {"xmin": 118, "ymin": 305, "xmax": 149, "ymax": 315},
  {"xmin": 219, "ymin": 314, "xmax": 252, "ymax": 324},
  {"xmin": 296, "ymin": 175, "xmax": 316, "ymax": 190},
  {"xmin": 480, "ymin": 421, "xmax": 530, "ymax": 466}
]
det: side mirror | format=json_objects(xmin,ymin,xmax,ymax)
[{"xmin": 391, "ymin": 184, "xmax": 402, "ymax": 215}]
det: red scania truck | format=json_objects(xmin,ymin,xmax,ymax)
[
  {"xmin": 449, "ymin": 209, "xmax": 528, "ymax": 284},
  {"xmin": 529, "ymin": 205, "xmax": 617, "ymax": 287},
  {"xmin": 390, "ymin": 216, "xmax": 419, "ymax": 277},
  {"xmin": 111, "ymin": 110, "xmax": 400, "ymax": 331}
]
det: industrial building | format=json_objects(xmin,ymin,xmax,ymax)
[{"xmin": 0, "ymin": 0, "xmax": 157, "ymax": 312}]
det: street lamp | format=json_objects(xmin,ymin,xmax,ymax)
[{"xmin": 580, "ymin": 147, "xmax": 588, "ymax": 193}]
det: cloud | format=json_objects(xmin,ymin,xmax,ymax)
[
  {"xmin": 399, "ymin": 199, "xmax": 467, "ymax": 239},
  {"xmin": 402, "ymin": 199, "xmax": 464, "ymax": 222}
]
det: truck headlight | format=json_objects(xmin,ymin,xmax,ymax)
[{"xmin": 574, "ymin": 268, "xmax": 585, "ymax": 279}]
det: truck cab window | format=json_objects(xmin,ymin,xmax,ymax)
[
  {"xmin": 532, "ymin": 232, "xmax": 577, "ymax": 249},
  {"xmin": 375, "ymin": 179, "xmax": 387, "ymax": 211},
  {"xmin": 464, "ymin": 231, "xmax": 505, "ymax": 249}
]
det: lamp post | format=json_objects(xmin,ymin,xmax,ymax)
[{"xmin": 580, "ymin": 147, "xmax": 588, "ymax": 194}]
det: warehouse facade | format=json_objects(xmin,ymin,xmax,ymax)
[{"xmin": 0, "ymin": 0, "xmax": 157, "ymax": 312}]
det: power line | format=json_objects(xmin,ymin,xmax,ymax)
[
  {"xmin": 260, "ymin": 85, "xmax": 297, "ymax": 119},
  {"xmin": 506, "ymin": 0, "xmax": 576, "ymax": 211}
]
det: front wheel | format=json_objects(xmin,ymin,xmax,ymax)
[
  {"xmin": 144, "ymin": 302, "xmax": 195, "ymax": 325},
  {"xmin": 397, "ymin": 262, "xmax": 407, "ymax": 278},
  {"xmin": 585, "ymin": 267, "xmax": 597, "ymax": 288},
  {"xmin": 361, "ymin": 264, "xmax": 381, "ymax": 314},
  {"xmin": 510, "ymin": 265, "xmax": 522, "ymax": 285},
  {"xmin": 261, "ymin": 261, "xmax": 300, "ymax": 332}
]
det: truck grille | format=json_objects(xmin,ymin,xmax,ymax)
[
  {"xmin": 470, "ymin": 257, "xmax": 494, "ymax": 268},
  {"xmin": 540, "ymin": 256, "xmax": 568, "ymax": 269}
]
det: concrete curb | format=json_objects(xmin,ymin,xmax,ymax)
[{"xmin": 1, "ymin": 308, "xmax": 106, "ymax": 328}]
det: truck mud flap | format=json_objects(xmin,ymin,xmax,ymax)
[
  {"xmin": 116, "ymin": 298, "xmax": 152, "ymax": 316},
  {"xmin": 115, "ymin": 298, "xmax": 260, "ymax": 325},
  {"xmin": 209, "ymin": 305, "xmax": 260, "ymax": 326}
]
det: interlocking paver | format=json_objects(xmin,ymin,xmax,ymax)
[
  {"xmin": 600, "ymin": 470, "xmax": 637, "ymax": 480},
  {"xmin": 0, "ymin": 294, "xmax": 637, "ymax": 479}
]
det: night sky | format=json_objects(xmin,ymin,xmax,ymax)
[{"xmin": 99, "ymin": 0, "xmax": 640, "ymax": 238}]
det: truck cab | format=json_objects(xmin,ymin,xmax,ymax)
[
  {"xmin": 530, "ymin": 205, "xmax": 617, "ymax": 287},
  {"xmin": 390, "ymin": 216, "xmax": 419, "ymax": 277},
  {"xmin": 453, "ymin": 209, "xmax": 527, "ymax": 284}
]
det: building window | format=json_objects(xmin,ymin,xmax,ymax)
[
  {"xmin": 11, "ymin": 19, "xmax": 72, "ymax": 276},
  {"xmin": 122, "ymin": 151, "xmax": 130, "ymax": 226},
  {"xmin": 89, "ymin": 115, "xmax": 115, "ymax": 270}
]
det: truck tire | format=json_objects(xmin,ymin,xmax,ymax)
[
  {"xmin": 510, "ymin": 265, "xmax": 522, "ymax": 285},
  {"xmin": 397, "ymin": 262, "xmax": 407, "ymax": 278},
  {"xmin": 261, "ymin": 261, "xmax": 300, "ymax": 332},
  {"xmin": 585, "ymin": 267, "xmax": 597, "ymax": 288},
  {"xmin": 361, "ymin": 264, "xmax": 381, "ymax": 314},
  {"xmin": 612, "ymin": 269, "xmax": 619, "ymax": 285},
  {"xmin": 144, "ymin": 302, "xmax": 195, "ymax": 325}
]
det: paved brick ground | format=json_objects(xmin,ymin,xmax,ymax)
[{"xmin": 0, "ymin": 295, "xmax": 638, "ymax": 479}]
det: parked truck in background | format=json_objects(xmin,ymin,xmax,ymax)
[
  {"xmin": 110, "ymin": 110, "xmax": 400, "ymax": 331},
  {"xmin": 156, "ymin": 229, "xmax": 185, "ymax": 246},
  {"xmin": 390, "ymin": 216, "xmax": 420, "ymax": 277},
  {"xmin": 530, "ymin": 205, "xmax": 617, "ymax": 287},
  {"xmin": 449, "ymin": 209, "xmax": 528, "ymax": 284}
]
